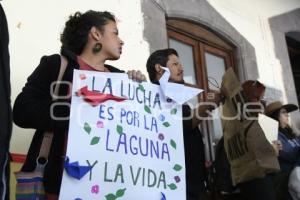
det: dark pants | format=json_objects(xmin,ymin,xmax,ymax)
[
  {"xmin": 239, "ymin": 176, "xmax": 276, "ymax": 200},
  {"xmin": 187, "ymin": 180, "xmax": 206, "ymax": 200},
  {"xmin": 273, "ymin": 171, "xmax": 292, "ymax": 200}
]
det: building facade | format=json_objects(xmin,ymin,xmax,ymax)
[{"xmin": 3, "ymin": 0, "xmax": 300, "ymax": 168}]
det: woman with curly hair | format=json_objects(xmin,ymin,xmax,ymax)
[{"xmin": 13, "ymin": 10, "xmax": 145, "ymax": 199}]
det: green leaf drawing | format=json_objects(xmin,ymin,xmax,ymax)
[
  {"xmin": 170, "ymin": 139, "xmax": 177, "ymax": 150},
  {"xmin": 163, "ymin": 122, "xmax": 170, "ymax": 127},
  {"xmin": 105, "ymin": 193, "xmax": 116, "ymax": 200},
  {"xmin": 116, "ymin": 188, "xmax": 126, "ymax": 197},
  {"xmin": 144, "ymin": 105, "xmax": 151, "ymax": 114},
  {"xmin": 170, "ymin": 108, "xmax": 177, "ymax": 115},
  {"xmin": 105, "ymin": 188, "xmax": 126, "ymax": 200},
  {"xmin": 90, "ymin": 136, "xmax": 100, "ymax": 145},
  {"xmin": 117, "ymin": 125, "xmax": 123, "ymax": 135},
  {"xmin": 84, "ymin": 122, "xmax": 91, "ymax": 134},
  {"xmin": 173, "ymin": 164, "xmax": 182, "ymax": 171},
  {"xmin": 167, "ymin": 183, "xmax": 177, "ymax": 190},
  {"xmin": 138, "ymin": 84, "xmax": 145, "ymax": 92}
]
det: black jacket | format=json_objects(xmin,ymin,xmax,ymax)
[
  {"xmin": 182, "ymin": 105, "xmax": 207, "ymax": 199},
  {"xmin": 0, "ymin": 3, "xmax": 11, "ymax": 200},
  {"xmin": 13, "ymin": 48, "xmax": 124, "ymax": 194}
]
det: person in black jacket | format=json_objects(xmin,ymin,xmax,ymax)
[
  {"xmin": 0, "ymin": 2, "xmax": 12, "ymax": 200},
  {"xmin": 13, "ymin": 10, "xmax": 145, "ymax": 199},
  {"xmin": 146, "ymin": 48, "xmax": 219, "ymax": 200}
]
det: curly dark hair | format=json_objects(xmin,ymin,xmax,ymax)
[
  {"xmin": 60, "ymin": 10, "xmax": 115, "ymax": 55},
  {"xmin": 146, "ymin": 48, "xmax": 178, "ymax": 84}
]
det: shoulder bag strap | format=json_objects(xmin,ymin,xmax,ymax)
[{"xmin": 36, "ymin": 55, "xmax": 68, "ymax": 171}]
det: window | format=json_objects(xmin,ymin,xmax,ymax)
[{"xmin": 167, "ymin": 19, "xmax": 236, "ymax": 160}]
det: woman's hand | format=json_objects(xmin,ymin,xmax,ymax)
[{"xmin": 127, "ymin": 70, "xmax": 147, "ymax": 82}]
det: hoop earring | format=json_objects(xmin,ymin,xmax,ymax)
[{"xmin": 93, "ymin": 42, "xmax": 102, "ymax": 53}]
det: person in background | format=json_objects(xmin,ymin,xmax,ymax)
[
  {"xmin": 221, "ymin": 74, "xmax": 282, "ymax": 200},
  {"xmin": 238, "ymin": 81, "xmax": 282, "ymax": 200},
  {"xmin": 266, "ymin": 101, "xmax": 299, "ymax": 200},
  {"xmin": 146, "ymin": 48, "xmax": 220, "ymax": 200},
  {"xmin": 13, "ymin": 10, "xmax": 145, "ymax": 199},
  {"xmin": 0, "ymin": 1, "xmax": 12, "ymax": 200}
]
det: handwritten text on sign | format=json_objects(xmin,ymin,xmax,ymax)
[{"xmin": 59, "ymin": 70, "xmax": 186, "ymax": 200}]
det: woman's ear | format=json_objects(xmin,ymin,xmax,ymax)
[
  {"xmin": 154, "ymin": 64, "xmax": 163, "ymax": 75},
  {"xmin": 90, "ymin": 26, "xmax": 101, "ymax": 41}
]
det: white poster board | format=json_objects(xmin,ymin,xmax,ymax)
[
  {"xmin": 59, "ymin": 70, "xmax": 186, "ymax": 200},
  {"xmin": 258, "ymin": 113, "xmax": 278, "ymax": 144}
]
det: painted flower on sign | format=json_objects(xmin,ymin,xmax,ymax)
[
  {"xmin": 91, "ymin": 185, "xmax": 99, "ymax": 194},
  {"xmin": 158, "ymin": 133, "xmax": 165, "ymax": 141},
  {"xmin": 174, "ymin": 176, "xmax": 181, "ymax": 183}
]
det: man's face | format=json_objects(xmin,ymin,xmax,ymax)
[{"xmin": 166, "ymin": 54, "xmax": 184, "ymax": 83}]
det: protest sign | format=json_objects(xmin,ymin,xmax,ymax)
[{"xmin": 59, "ymin": 70, "xmax": 186, "ymax": 200}]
